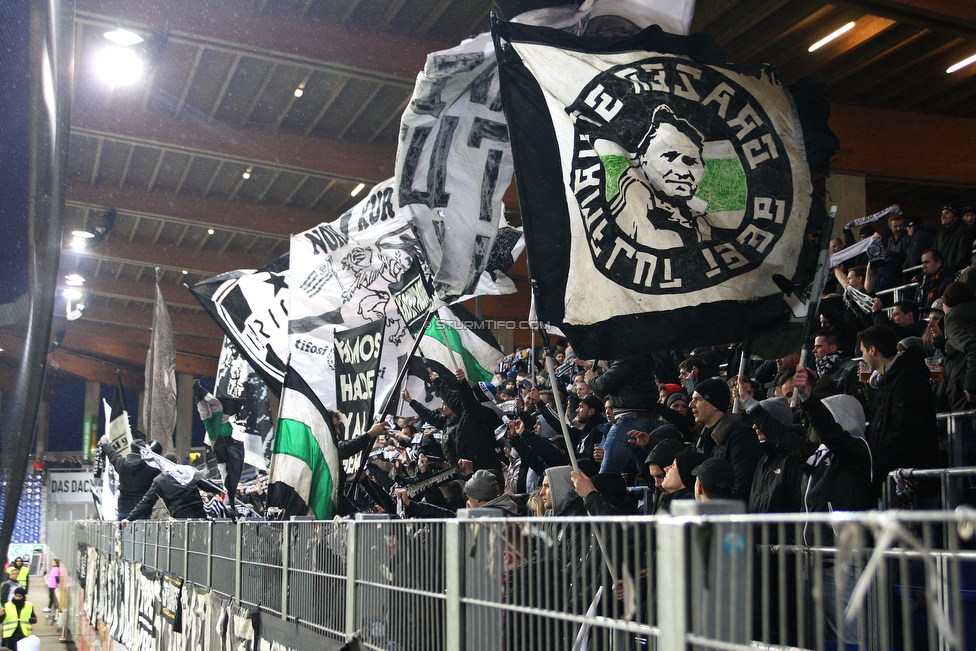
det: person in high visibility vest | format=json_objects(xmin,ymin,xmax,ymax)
[
  {"xmin": 11, "ymin": 558, "xmax": 28, "ymax": 590},
  {"xmin": 0, "ymin": 587, "xmax": 36, "ymax": 650}
]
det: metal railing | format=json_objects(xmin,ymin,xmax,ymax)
[{"xmin": 48, "ymin": 507, "xmax": 976, "ymax": 651}]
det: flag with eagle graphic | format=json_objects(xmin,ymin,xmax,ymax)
[
  {"xmin": 267, "ymin": 179, "xmax": 420, "ymax": 517},
  {"xmin": 494, "ymin": 20, "xmax": 832, "ymax": 359}
]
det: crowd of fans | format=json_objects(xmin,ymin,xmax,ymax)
[
  {"xmin": 85, "ymin": 204, "xmax": 976, "ymax": 523},
  {"xmin": 30, "ymin": 455, "xmax": 84, "ymax": 473},
  {"xmin": 349, "ymin": 204, "xmax": 976, "ymax": 521}
]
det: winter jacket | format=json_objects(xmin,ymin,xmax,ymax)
[
  {"xmin": 906, "ymin": 222, "xmax": 936, "ymax": 268},
  {"xmin": 696, "ymin": 412, "xmax": 761, "ymax": 501},
  {"xmin": 411, "ymin": 376, "xmax": 502, "ymax": 470},
  {"xmin": 943, "ymin": 300, "xmax": 976, "ymax": 410},
  {"xmin": 868, "ymin": 346, "xmax": 942, "ymax": 479},
  {"xmin": 934, "ymin": 219, "xmax": 975, "ymax": 272},
  {"xmin": 127, "ymin": 469, "xmax": 208, "ymax": 520},
  {"xmin": 100, "ymin": 443, "xmax": 161, "ymax": 514},
  {"xmin": 747, "ymin": 395, "xmax": 875, "ymax": 514},
  {"xmin": 587, "ymin": 354, "xmax": 659, "ymax": 411},
  {"xmin": 748, "ymin": 446, "xmax": 804, "ymax": 514}
]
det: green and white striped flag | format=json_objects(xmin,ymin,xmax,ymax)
[
  {"xmin": 266, "ymin": 370, "xmax": 340, "ymax": 519},
  {"xmin": 420, "ymin": 305, "xmax": 505, "ymax": 382}
]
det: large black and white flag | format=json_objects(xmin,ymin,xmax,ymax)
[
  {"xmin": 189, "ymin": 254, "xmax": 290, "ymax": 395},
  {"xmin": 395, "ymin": 32, "xmax": 522, "ymax": 303},
  {"xmin": 495, "ymin": 21, "xmax": 830, "ymax": 358}
]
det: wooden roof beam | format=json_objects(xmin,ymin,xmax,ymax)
[
  {"xmin": 830, "ymin": 103, "xmax": 976, "ymax": 186},
  {"xmin": 57, "ymin": 330, "xmax": 217, "ymax": 377},
  {"xmin": 55, "ymin": 277, "xmax": 200, "ymax": 311},
  {"xmin": 66, "ymin": 234, "xmax": 270, "ymax": 277},
  {"xmin": 75, "ymin": 0, "xmax": 450, "ymax": 85},
  {"xmin": 43, "ymin": 320, "xmax": 222, "ymax": 358},
  {"xmin": 831, "ymin": 0, "xmax": 976, "ymax": 39},
  {"xmin": 71, "ymin": 106, "xmax": 396, "ymax": 184},
  {"xmin": 69, "ymin": 304, "xmax": 225, "ymax": 339},
  {"xmin": 67, "ymin": 183, "xmax": 337, "ymax": 238}
]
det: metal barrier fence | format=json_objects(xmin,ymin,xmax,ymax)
[{"xmin": 48, "ymin": 507, "xmax": 976, "ymax": 651}]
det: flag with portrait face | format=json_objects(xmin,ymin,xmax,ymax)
[{"xmin": 494, "ymin": 20, "xmax": 830, "ymax": 359}]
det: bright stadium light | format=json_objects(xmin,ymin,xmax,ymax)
[
  {"xmin": 93, "ymin": 45, "xmax": 144, "ymax": 87},
  {"xmin": 64, "ymin": 274, "xmax": 86, "ymax": 286},
  {"xmin": 808, "ymin": 22, "xmax": 855, "ymax": 52},
  {"xmin": 947, "ymin": 53, "xmax": 976, "ymax": 74},
  {"xmin": 103, "ymin": 28, "xmax": 144, "ymax": 47},
  {"xmin": 350, "ymin": 182, "xmax": 365, "ymax": 197}
]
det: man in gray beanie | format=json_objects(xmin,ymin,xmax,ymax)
[
  {"xmin": 690, "ymin": 378, "xmax": 760, "ymax": 501},
  {"xmin": 463, "ymin": 469, "xmax": 499, "ymax": 507}
]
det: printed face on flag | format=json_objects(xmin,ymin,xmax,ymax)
[
  {"xmin": 496, "ymin": 21, "xmax": 827, "ymax": 357},
  {"xmin": 560, "ymin": 56, "xmax": 805, "ymax": 307}
]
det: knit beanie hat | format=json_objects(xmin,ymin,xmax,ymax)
[
  {"xmin": 666, "ymin": 391, "xmax": 689, "ymax": 408},
  {"xmin": 645, "ymin": 439, "xmax": 682, "ymax": 469},
  {"xmin": 941, "ymin": 282, "xmax": 976, "ymax": 308},
  {"xmin": 463, "ymin": 469, "xmax": 499, "ymax": 501},
  {"xmin": 662, "ymin": 383, "xmax": 682, "ymax": 398},
  {"xmin": 674, "ymin": 450, "xmax": 706, "ymax": 490},
  {"xmin": 474, "ymin": 382, "xmax": 497, "ymax": 403},
  {"xmin": 694, "ymin": 378, "xmax": 730, "ymax": 412}
]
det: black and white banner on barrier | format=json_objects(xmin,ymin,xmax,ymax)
[
  {"xmin": 333, "ymin": 320, "xmax": 385, "ymax": 451},
  {"xmin": 160, "ymin": 572, "xmax": 184, "ymax": 632},
  {"xmin": 494, "ymin": 19, "xmax": 831, "ymax": 358},
  {"xmin": 395, "ymin": 32, "xmax": 519, "ymax": 303},
  {"xmin": 139, "ymin": 566, "xmax": 159, "ymax": 638}
]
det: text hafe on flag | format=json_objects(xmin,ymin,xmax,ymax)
[
  {"xmin": 266, "ymin": 370, "xmax": 341, "ymax": 520},
  {"xmin": 286, "ymin": 178, "xmax": 420, "ymax": 441},
  {"xmin": 494, "ymin": 19, "xmax": 832, "ymax": 359}
]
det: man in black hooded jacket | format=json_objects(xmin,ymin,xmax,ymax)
[
  {"xmin": 98, "ymin": 435, "xmax": 162, "ymax": 520},
  {"xmin": 122, "ymin": 454, "xmax": 210, "ymax": 522},
  {"xmin": 407, "ymin": 370, "xmax": 502, "ymax": 471},
  {"xmin": 860, "ymin": 326, "xmax": 942, "ymax": 481}
]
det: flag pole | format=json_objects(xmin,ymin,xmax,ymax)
[
  {"xmin": 529, "ymin": 327, "xmax": 537, "ymax": 389},
  {"xmin": 792, "ymin": 205, "xmax": 838, "ymax": 408},
  {"xmin": 346, "ymin": 310, "xmax": 436, "ymax": 498},
  {"xmin": 732, "ymin": 341, "xmax": 749, "ymax": 414},
  {"xmin": 539, "ymin": 327, "xmax": 617, "ymax": 584}
]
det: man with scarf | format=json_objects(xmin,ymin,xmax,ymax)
[
  {"xmin": 0, "ymin": 587, "xmax": 36, "ymax": 650},
  {"xmin": 812, "ymin": 330, "xmax": 863, "ymax": 402},
  {"xmin": 122, "ymin": 453, "xmax": 211, "ymax": 522},
  {"xmin": 193, "ymin": 380, "xmax": 245, "ymax": 512},
  {"xmin": 915, "ymin": 249, "xmax": 954, "ymax": 311}
]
